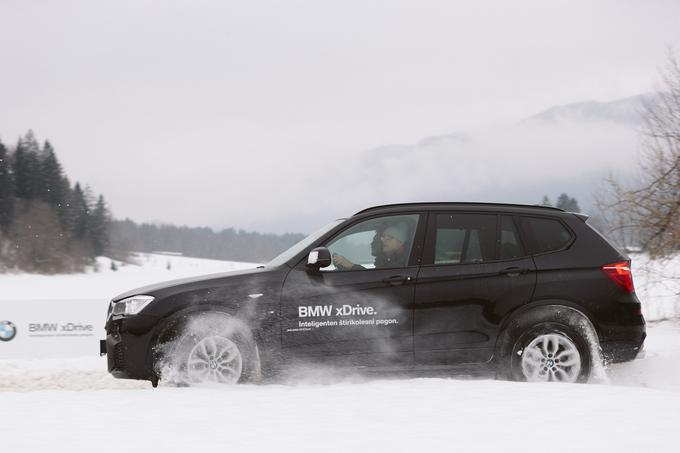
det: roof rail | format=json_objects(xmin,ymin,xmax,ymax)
[{"xmin": 354, "ymin": 202, "xmax": 565, "ymax": 216}]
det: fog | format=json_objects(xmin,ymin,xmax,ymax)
[
  {"xmin": 252, "ymin": 115, "xmax": 643, "ymax": 232},
  {"xmin": 1, "ymin": 0, "xmax": 679, "ymax": 233}
]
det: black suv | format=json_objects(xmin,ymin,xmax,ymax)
[{"xmin": 102, "ymin": 203, "xmax": 645, "ymax": 386}]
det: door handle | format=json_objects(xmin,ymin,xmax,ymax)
[
  {"xmin": 499, "ymin": 267, "xmax": 528, "ymax": 277},
  {"xmin": 382, "ymin": 275, "xmax": 413, "ymax": 286}
]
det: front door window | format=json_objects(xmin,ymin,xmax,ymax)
[{"xmin": 323, "ymin": 214, "xmax": 419, "ymax": 271}]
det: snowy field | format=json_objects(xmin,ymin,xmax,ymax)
[
  {"xmin": 0, "ymin": 253, "xmax": 258, "ymax": 300},
  {"xmin": 1, "ymin": 252, "xmax": 679, "ymax": 452}
]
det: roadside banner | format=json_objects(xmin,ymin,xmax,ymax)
[{"xmin": 0, "ymin": 299, "xmax": 108, "ymax": 359}]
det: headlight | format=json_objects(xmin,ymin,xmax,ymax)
[{"xmin": 111, "ymin": 295, "xmax": 155, "ymax": 318}]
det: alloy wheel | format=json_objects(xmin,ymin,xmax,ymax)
[
  {"xmin": 520, "ymin": 333, "xmax": 582, "ymax": 382},
  {"xmin": 186, "ymin": 335, "xmax": 243, "ymax": 384}
]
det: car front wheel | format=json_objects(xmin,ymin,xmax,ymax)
[
  {"xmin": 185, "ymin": 334, "xmax": 244, "ymax": 384},
  {"xmin": 156, "ymin": 311, "xmax": 259, "ymax": 386}
]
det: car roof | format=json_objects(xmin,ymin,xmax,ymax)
[{"xmin": 353, "ymin": 202, "xmax": 568, "ymax": 217}]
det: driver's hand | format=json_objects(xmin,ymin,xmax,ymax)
[{"xmin": 333, "ymin": 254, "xmax": 353, "ymax": 270}]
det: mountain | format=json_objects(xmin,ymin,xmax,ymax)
[
  {"xmin": 525, "ymin": 93, "xmax": 657, "ymax": 125},
  {"xmin": 329, "ymin": 93, "xmax": 652, "ymax": 215}
]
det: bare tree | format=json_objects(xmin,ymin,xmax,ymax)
[
  {"xmin": 5, "ymin": 201, "xmax": 92, "ymax": 273},
  {"xmin": 597, "ymin": 53, "xmax": 680, "ymax": 259}
]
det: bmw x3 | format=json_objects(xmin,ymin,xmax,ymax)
[{"xmin": 102, "ymin": 203, "xmax": 646, "ymax": 386}]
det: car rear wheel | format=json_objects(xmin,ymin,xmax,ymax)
[{"xmin": 509, "ymin": 322, "xmax": 591, "ymax": 383}]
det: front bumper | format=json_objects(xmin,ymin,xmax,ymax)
[{"xmin": 104, "ymin": 318, "xmax": 156, "ymax": 380}]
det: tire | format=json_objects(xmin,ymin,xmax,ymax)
[
  {"xmin": 508, "ymin": 322, "xmax": 591, "ymax": 383},
  {"xmin": 155, "ymin": 311, "xmax": 260, "ymax": 386}
]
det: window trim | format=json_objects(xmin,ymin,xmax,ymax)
[{"xmin": 497, "ymin": 214, "xmax": 527, "ymax": 260}]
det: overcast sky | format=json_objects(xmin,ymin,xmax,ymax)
[{"xmin": 1, "ymin": 0, "xmax": 680, "ymax": 233}]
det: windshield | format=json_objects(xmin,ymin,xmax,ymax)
[{"xmin": 267, "ymin": 218, "xmax": 346, "ymax": 267}]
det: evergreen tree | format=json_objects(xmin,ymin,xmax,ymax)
[
  {"xmin": 83, "ymin": 184, "xmax": 96, "ymax": 210},
  {"xmin": 540, "ymin": 195, "xmax": 552, "ymax": 207},
  {"xmin": 71, "ymin": 182, "xmax": 90, "ymax": 241},
  {"xmin": 22, "ymin": 130, "xmax": 41, "ymax": 154},
  {"xmin": 12, "ymin": 139, "xmax": 31, "ymax": 199},
  {"xmin": 89, "ymin": 195, "xmax": 111, "ymax": 256},
  {"xmin": 12, "ymin": 131, "xmax": 41, "ymax": 200},
  {"xmin": 37, "ymin": 141, "xmax": 72, "ymax": 227},
  {"xmin": 556, "ymin": 193, "xmax": 581, "ymax": 212},
  {"xmin": 37, "ymin": 141, "xmax": 66, "ymax": 204},
  {"xmin": 0, "ymin": 140, "xmax": 14, "ymax": 231}
]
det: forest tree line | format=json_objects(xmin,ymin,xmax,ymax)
[
  {"xmin": 539, "ymin": 194, "xmax": 580, "ymax": 213},
  {"xmin": 0, "ymin": 131, "xmax": 110, "ymax": 273},
  {"xmin": 110, "ymin": 220, "xmax": 304, "ymax": 264}
]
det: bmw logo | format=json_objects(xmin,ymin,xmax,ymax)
[{"xmin": 0, "ymin": 320, "xmax": 17, "ymax": 342}]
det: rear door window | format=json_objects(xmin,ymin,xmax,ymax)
[
  {"xmin": 520, "ymin": 216, "xmax": 572, "ymax": 254},
  {"xmin": 429, "ymin": 214, "xmax": 497, "ymax": 265}
]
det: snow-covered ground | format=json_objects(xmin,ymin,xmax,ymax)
[
  {"xmin": 1, "ymin": 252, "xmax": 679, "ymax": 452},
  {"xmin": 1, "ymin": 363, "xmax": 679, "ymax": 452},
  {"xmin": 0, "ymin": 253, "xmax": 257, "ymax": 300}
]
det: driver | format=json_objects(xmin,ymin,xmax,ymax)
[{"xmin": 333, "ymin": 222, "xmax": 410, "ymax": 270}]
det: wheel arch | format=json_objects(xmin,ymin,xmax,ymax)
[
  {"xmin": 494, "ymin": 300, "xmax": 599, "ymax": 361},
  {"xmin": 144, "ymin": 304, "xmax": 255, "ymax": 377}
]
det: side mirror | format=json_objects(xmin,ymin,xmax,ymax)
[{"xmin": 307, "ymin": 247, "xmax": 332, "ymax": 269}]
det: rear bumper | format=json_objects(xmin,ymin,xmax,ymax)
[
  {"xmin": 597, "ymin": 303, "xmax": 646, "ymax": 363},
  {"xmin": 600, "ymin": 322, "xmax": 646, "ymax": 363},
  {"xmin": 601, "ymin": 337, "xmax": 645, "ymax": 362}
]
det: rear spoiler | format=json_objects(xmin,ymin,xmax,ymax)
[{"xmin": 572, "ymin": 212, "xmax": 589, "ymax": 222}]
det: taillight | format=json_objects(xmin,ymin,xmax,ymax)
[{"xmin": 602, "ymin": 261, "xmax": 635, "ymax": 293}]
